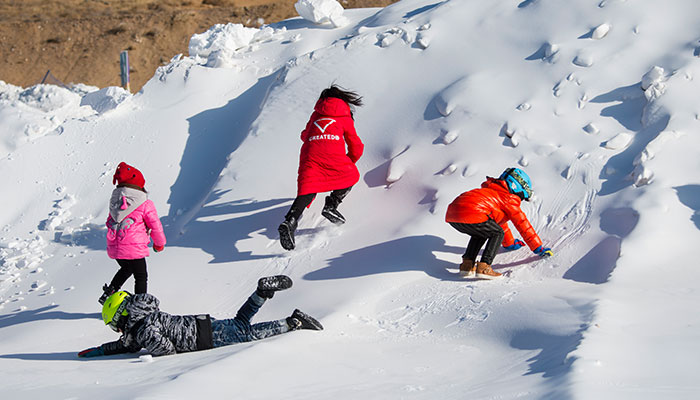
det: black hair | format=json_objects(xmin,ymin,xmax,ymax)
[{"xmin": 319, "ymin": 84, "xmax": 363, "ymax": 108}]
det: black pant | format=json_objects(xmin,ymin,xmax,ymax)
[
  {"xmin": 109, "ymin": 258, "xmax": 148, "ymax": 294},
  {"xmin": 449, "ymin": 219, "xmax": 504, "ymax": 265},
  {"xmin": 285, "ymin": 186, "xmax": 352, "ymax": 221}
]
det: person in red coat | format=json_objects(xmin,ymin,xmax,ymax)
[
  {"xmin": 445, "ymin": 168, "xmax": 552, "ymax": 279},
  {"xmin": 278, "ymin": 85, "xmax": 364, "ymax": 250}
]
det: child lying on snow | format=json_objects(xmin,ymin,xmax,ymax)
[
  {"xmin": 445, "ymin": 168, "xmax": 553, "ymax": 279},
  {"xmin": 78, "ymin": 275, "xmax": 322, "ymax": 358}
]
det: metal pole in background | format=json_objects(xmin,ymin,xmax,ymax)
[{"xmin": 120, "ymin": 50, "xmax": 130, "ymax": 92}]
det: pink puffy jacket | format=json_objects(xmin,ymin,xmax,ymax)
[{"xmin": 106, "ymin": 198, "xmax": 166, "ymax": 260}]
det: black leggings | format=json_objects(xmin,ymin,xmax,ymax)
[
  {"xmin": 449, "ymin": 219, "xmax": 504, "ymax": 265},
  {"xmin": 285, "ymin": 186, "xmax": 352, "ymax": 221},
  {"xmin": 109, "ymin": 258, "xmax": 148, "ymax": 294}
]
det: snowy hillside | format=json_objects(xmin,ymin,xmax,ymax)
[{"xmin": 2, "ymin": 0, "xmax": 700, "ymax": 398}]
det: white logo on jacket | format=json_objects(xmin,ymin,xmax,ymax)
[
  {"xmin": 308, "ymin": 134, "xmax": 341, "ymax": 141},
  {"xmin": 313, "ymin": 118, "xmax": 336, "ymax": 133}
]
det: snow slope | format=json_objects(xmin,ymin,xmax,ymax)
[{"xmin": 1, "ymin": 0, "xmax": 700, "ymax": 398}]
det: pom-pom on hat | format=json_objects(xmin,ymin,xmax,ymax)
[{"xmin": 112, "ymin": 162, "xmax": 145, "ymax": 189}]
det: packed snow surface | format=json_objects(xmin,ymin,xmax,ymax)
[{"xmin": 1, "ymin": 0, "xmax": 700, "ymax": 399}]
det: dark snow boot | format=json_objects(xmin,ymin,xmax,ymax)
[
  {"xmin": 321, "ymin": 196, "xmax": 345, "ymax": 225},
  {"xmin": 278, "ymin": 216, "xmax": 298, "ymax": 250},
  {"xmin": 287, "ymin": 309, "xmax": 324, "ymax": 331},
  {"xmin": 98, "ymin": 284, "xmax": 117, "ymax": 305},
  {"xmin": 256, "ymin": 275, "xmax": 293, "ymax": 299}
]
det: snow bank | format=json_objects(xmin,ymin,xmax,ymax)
[
  {"xmin": 189, "ymin": 24, "xmax": 259, "ymax": 58},
  {"xmin": 434, "ymin": 77, "xmax": 471, "ymax": 116},
  {"xmin": 0, "ymin": 83, "xmax": 96, "ymax": 154},
  {"xmin": 80, "ymin": 86, "xmax": 131, "ymax": 114},
  {"xmin": 13, "ymin": 84, "xmax": 82, "ymax": 113},
  {"xmin": 295, "ymin": 0, "xmax": 349, "ymax": 27},
  {"xmin": 188, "ymin": 23, "xmax": 285, "ymax": 68}
]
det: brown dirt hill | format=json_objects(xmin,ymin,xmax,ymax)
[{"xmin": 0, "ymin": 0, "xmax": 397, "ymax": 91}]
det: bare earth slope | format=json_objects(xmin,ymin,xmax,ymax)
[{"xmin": 0, "ymin": 0, "xmax": 396, "ymax": 91}]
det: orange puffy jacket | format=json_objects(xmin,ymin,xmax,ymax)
[{"xmin": 445, "ymin": 177, "xmax": 543, "ymax": 250}]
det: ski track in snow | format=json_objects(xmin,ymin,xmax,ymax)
[
  {"xmin": 539, "ymin": 157, "xmax": 598, "ymax": 253},
  {"xmin": 354, "ymin": 277, "xmax": 527, "ymax": 342}
]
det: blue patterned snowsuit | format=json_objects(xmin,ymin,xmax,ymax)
[{"xmin": 99, "ymin": 293, "xmax": 291, "ymax": 356}]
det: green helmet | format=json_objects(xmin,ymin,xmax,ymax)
[{"xmin": 102, "ymin": 291, "xmax": 131, "ymax": 332}]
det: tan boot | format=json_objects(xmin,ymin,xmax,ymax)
[
  {"xmin": 475, "ymin": 262, "xmax": 502, "ymax": 279},
  {"xmin": 459, "ymin": 258, "xmax": 476, "ymax": 277}
]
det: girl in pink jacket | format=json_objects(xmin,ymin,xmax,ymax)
[{"xmin": 99, "ymin": 162, "xmax": 166, "ymax": 304}]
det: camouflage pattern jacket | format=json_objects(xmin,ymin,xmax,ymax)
[{"xmin": 100, "ymin": 294, "xmax": 212, "ymax": 356}]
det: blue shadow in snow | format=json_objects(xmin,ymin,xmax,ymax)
[
  {"xmin": 600, "ymin": 207, "xmax": 639, "ymax": 238},
  {"xmin": 363, "ymin": 159, "xmax": 392, "ymax": 188},
  {"xmin": 517, "ymin": 0, "xmax": 540, "ymax": 9},
  {"xmin": 675, "ymin": 185, "xmax": 700, "ymax": 230},
  {"xmin": 509, "ymin": 298, "xmax": 594, "ymax": 400},
  {"xmin": 172, "ymin": 191, "xmax": 292, "ymax": 264},
  {"xmin": 563, "ymin": 236, "xmax": 620, "ymax": 284},
  {"xmin": 0, "ymin": 304, "xmax": 101, "ymax": 329},
  {"xmin": 590, "ymin": 83, "xmax": 646, "ymax": 132},
  {"xmin": 591, "ymin": 84, "xmax": 671, "ymax": 195},
  {"xmin": 363, "ymin": 146, "xmax": 411, "ymax": 188},
  {"xmin": 423, "ymin": 94, "xmax": 447, "ymax": 121},
  {"xmin": 510, "ymin": 329, "xmax": 581, "ymax": 400},
  {"xmin": 304, "ymin": 235, "xmax": 465, "ymax": 281},
  {"xmin": 565, "ymin": 207, "xmax": 638, "ymax": 284},
  {"xmin": 0, "ymin": 351, "xmax": 140, "ymax": 361},
  {"xmin": 525, "ymin": 43, "xmax": 549, "ymax": 61},
  {"xmin": 164, "ymin": 71, "xmax": 281, "ymax": 237},
  {"xmin": 404, "ymin": 2, "xmax": 446, "ymax": 19},
  {"xmin": 0, "ymin": 351, "xmax": 84, "ymax": 361}
]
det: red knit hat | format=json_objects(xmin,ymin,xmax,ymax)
[{"xmin": 112, "ymin": 162, "xmax": 145, "ymax": 189}]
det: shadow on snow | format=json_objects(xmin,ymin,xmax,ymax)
[
  {"xmin": 591, "ymin": 83, "xmax": 671, "ymax": 195},
  {"xmin": 164, "ymin": 71, "xmax": 282, "ymax": 237},
  {"xmin": 0, "ymin": 304, "xmax": 100, "ymax": 329},
  {"xmin": 172, "ymin": 190, "xmax": 291, "ymax": 264},
  {"xmin": 674, "ymin": 185, "xmax": 700, "ymax": 230},
  {"xmin": 304, "ymin": 235, "xmax": 475, "ymax": 281}
]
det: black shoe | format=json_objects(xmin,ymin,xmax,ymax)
[
  {"xmin": 321, "ymin": 196, "xmax": 346, "ymax": 225},
  {"xmin": 256, "ymin": 275, "xmax": 293, "ymax": 299},
  {"xmin": 287, "ymin": 309, "xmax": 324, "ymax": 331},
  {"xmin": 322, "ymin": 196, "xmax": 345, "ymax": 225},
  {"xmin": 98, "ymin": 284, "xmax": 117, "ymax": 305},
  {"xmin": 278, "ymin": 217, "xmax": 297, "ymax": 250},
  {"xmin": 322, "ymin": 207, "xmax": 345, "ymax": 225}
]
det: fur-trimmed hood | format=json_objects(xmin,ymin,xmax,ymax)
[{"xmin": 109, "ymin": 186, "xmax": 148, "ymax": 223}]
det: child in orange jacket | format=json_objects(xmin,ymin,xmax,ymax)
[{"xmin": 445, "ymin": 168, "xmax": 552, "ymax": 279}]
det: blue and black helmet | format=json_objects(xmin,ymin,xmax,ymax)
[{"xmin": 499, "ymin": 168, "xmax": 533, "ymax": 201}]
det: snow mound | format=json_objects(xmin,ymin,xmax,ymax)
[
  {"xmin": 15, "ymin": 84, "xmax": 82, "ymax": 113},
  {"xmin": 295, "ymin": 0, "xmax": 349, "ymax": 27},
  {"xmin": 188, "ymin": 23, "xmax": 285, "ymax": 68},
  {"xmin": 434, "ymin": 77, "xmax": 470, "ymax": 116},
  {"xmin": 0, "ymin": 83, "xmax": 96, "ymax": 154},
  {"xmin": 80, "ymin": 86, "xmax": 131, "ymax": 114}
]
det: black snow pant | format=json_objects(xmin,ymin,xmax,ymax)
[
  {"xmin": 109, "ymin": 258, "xmax": 148, "ymax": 294},
  {"xmin": 284, "ymin": 186, "xmax": 353, "ymax": 221},
  {"xmin": 449, "ymin": 219, "xmax": 505, "ymax": 265}
]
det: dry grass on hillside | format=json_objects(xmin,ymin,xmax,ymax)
[{"xmin": 0, "ymin": 0, "xmax": 397, "ymax": 91}]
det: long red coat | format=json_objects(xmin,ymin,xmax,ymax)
[
  {"xmin": 297, "ymin": 97, "xmax": 364, "ymax": 195},
  {"xmin": 445, "ymin": 178, "xmax": 543, "ymax": 250}
]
